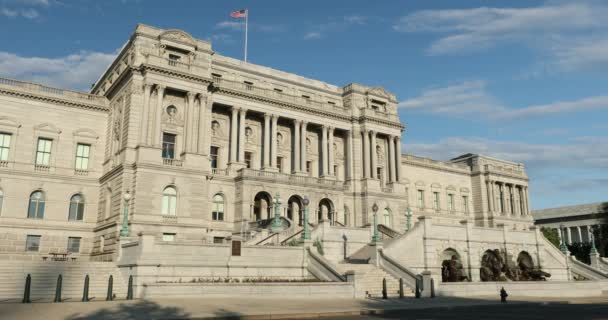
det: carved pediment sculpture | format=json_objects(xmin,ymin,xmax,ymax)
[{"xmin": 159, "ymin": 30, "xmax": 196, "ymax": 46}]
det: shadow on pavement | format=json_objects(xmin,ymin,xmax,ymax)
[{"xmin": 64, "ymin": 300, "xmax": 193, "ymax": 320}]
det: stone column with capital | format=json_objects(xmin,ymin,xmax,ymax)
[
  {"xmin": 270, "ymin": 114, "xmax": 278, "ymax": 169},
  {"xmin": 301, "ymin": 121, "xmax": 308, "ymax": 174},
  {"xmin": 263, "ymin": 114, "xmax": 271, "ymax": 169},
  {"xmin": 321, "ymin": 125, "xmax": 328, "ymax": 176},
  {"xmin": 487, "ymin": 180, "xmax": 495, "ymax": 213},
  {"xmin": 229, "ymin": 106, "xmax": 239, "ymax": 163},
  {"xmin": 293, "ymin": 120, "xmax": 301, "ymax": 173},
  {"xmin": 370, "ymin": 131, "xmax": 377, "ymax": 179},
  {"xmin": 346, "ymin": 130, "xmax": 353, "ymax": 180},
  {"xmin": 185, "ymin": 92, "xmax": 196, "ymax": 153},
  {"xmin": 238, "ymin": 108, "xmax": 247, "ymax": 162},
  {"xmin": 395, "ymin": 136, "xmax": 402, "ymax": 182},
  {"xmin": 524, "ymin": 187, "xmax": 530, "ymax": 215},
  {"xmin": 362, "ymin": 129, "xmax": 370, "ymax": 178},
  {"xmin": 388, "ymin": 136, "xmax": 396, "ymax": 183},
  {"xmin": 140, "ymin": 83, "xmax": 152, "ymax": 145},
  {"xmin": 197, "ymin": 93, "xmax": 211, "ymax": 155},
  {"xmin": 328, "ymin": 127, "xmax": 335, "ymax": 176},
  {"xmin": 153, "ymin": 85, "xmax": 165, "ymax": 147}
]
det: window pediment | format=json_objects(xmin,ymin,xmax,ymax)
[
  {"xmin": 73, "ymin": 128, "xmax": 99, "ymax": 140},
  {"xmin": 0, "ymin": 116, "xmax": 21, "ymax": 129},
  {"xmin": 34, "ymin": 123, "xmax": 61, "ymax": 135}
]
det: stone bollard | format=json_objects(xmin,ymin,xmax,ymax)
[
  {"xmin": 430, "ymin": 278, "xmax": 435, "ymax": 298},
  {"xmin": 126, "ymin": 275, "xmax": 134, "ymax": 300},
  {"xmin": 106, "ymin": 275, "xmax": 114, "ymax": 301},
  {"xmin": 22, "ymin": 274, "xmax": 31, "ymax": 304},
  {"xmin": 54, "ymin": 274, "xmax": 63, "ymax": 303},
  {"xmin": 500, "ymin": 287, "xmax": 508, "ymax": 303},
  {"xmin": 382, "ymin": 278, "xmax": 387, "ymax": 299},
  {"xmin": 399, "ymin": 278, "xmax": 404, "ymax": 299},
  {"xmin": 82, "ymin": 275, "xmax": 90, "ymax": 302}
]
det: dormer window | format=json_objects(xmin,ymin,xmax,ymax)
[
  {"xmin": 212, "ymin": 73, "xmax": 222, "ymax": 84},
  {"xmin": 371, "ymin": 99, "xmax": 386, "ymax": 112},
  {"xmin": 244, "ymin": 81, "xmax": 254, "ymax": 91}
]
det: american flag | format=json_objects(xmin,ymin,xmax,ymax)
[{"xmin": 230, "ymin": 9, "xmax": 247, "ymax": 18}]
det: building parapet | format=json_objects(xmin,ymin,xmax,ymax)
[
  {"xmin": 402, "ymin": 154, "xmax": 471, "ymax": 174},
  {"xmin": 237, "ymin": 168, "xmax": 345, "ymax": 190}
]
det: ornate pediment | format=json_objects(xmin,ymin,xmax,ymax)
[
  {"xmin": 159, "ymin": 30, "xmax": 195, "ymax": 46},
  {"xmin": 73, "ymin": 128, "xmax": 99, "ymax": 140},
  {"xmin": 34, "ymin": 123, "xmax": 61, "ymax": 134},
  {"xmin": 0, "ymin": 116, "xmax": 21, "ymax": 128},
  {"xmin": 367, "ymin": 87, "xmax": 391, "ymax": 99}
]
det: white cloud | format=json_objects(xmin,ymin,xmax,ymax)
[
  {"xmin": 214, "ymin": 21, "xmax": 243, "ymax": 31},
  {"xmin": 0, "ymin": 50, "xmax": 117, "ymax": 91},
  {"xmin": 1, "ymin": 6, "xmax": 38, "ymax": 18},
  {"xmin": 398, "ymin": 81, "xmax": 608, "ymax": 120},
  {"xmin": 304, "ymin": 32, "xmax": 322, "ymax": 40},
  {"xmin": 404, "ymin": 136, "xmax": 608, "ymax": 169},
  {"xmin": 304, "ymin": 15, "xmax": 370, "ymax": 40}
]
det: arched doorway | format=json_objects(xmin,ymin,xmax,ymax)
[
  {"xmin": 440, "ymin": 248, "xmax": 468, "ymax": 282},
  {"xmin": 480, "ymin": 249, "xmax": 503, "ymax": 281},
  {"xmin": 318, "ymin": 198, "xmax": 335, "ymax": 224},
  {"xmin": 381, "ymin": 208, "xmax": 392, "ymax": 228},
  {"xmin": 253, "ymin": 192, "xmax": 272, "ymax": 221},
  {"xmin": 287, "ymin": 195, "xmax": 303, "ymax": 226}
]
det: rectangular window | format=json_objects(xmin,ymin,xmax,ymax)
[
  {"xmin": 168, "ymin": 54, "xmax": 180, "ymax": 61},
  {"xmin": 306, "ymin": 161, "xmax": 312, "ymax": 176},
  {"xmin": 162, "ymin": 233, "xmax": 176, "ymax": 241},
  {"xmin": 334, "ymin": 165, "xmax": 338, "ymax": 177},
  {"xmin": 448, "ymin": 194, "xmax": 454, "ymax": 211},
  {"xmin": 277, "ymin": 156, "xmax": 283, "ymax": 173},
  {"xmin": 75, "ymin": 143, "xmax": 90, "ymax": 170},
  {"xmin": 26, "ymin": 235, "xmax": 41, "ymax": 252},
  {"xmin": 213, "ymin": 237, "xmax": 224, "ymax": 244},
  {"xmin": 417, "ymin": 190, "xmax": 424, "ymax": 208},
  {"xmin": 0, "ymin": 132, "xmax": 11, "ymax": 161},
  {"xmin": 244, "ymin": 152, "xmax": 252, "ymax": 169},
  {"xmin": 162, "ymin": 133, "xmax": 176, "ymax": 159},
  {"xmin": 210, "ymin": 146, "xmax": 219, "ymax": 169},
  {"xmin": 462, "ymin": 196, "xmax": 469, "ymax": 213},
  {"xmin": 36, "ymin": 138, "xmax": 52, "ymax": 166},
  {"xmin": 244, "ymin": 81, "xmax": 254, "ymax": 91},
  {"xmin": 376, "ymin": 167, "xmax": 382, "ymax": 180},
  {"xmin": 433, "ymin": 192, "xmax": 440, "ymax": 210},
  {"xmin": 67, "ymin": 237, "xmax": 81, "ymax": 253}
]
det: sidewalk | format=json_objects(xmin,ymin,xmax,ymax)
[{"xmin": 0, "ymin": 296, "xmax": 535, "ymax": 320}]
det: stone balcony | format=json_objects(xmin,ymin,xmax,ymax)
[{"xmin": 236, "ymin": 168, "xmax": 347, "ymax": 190}]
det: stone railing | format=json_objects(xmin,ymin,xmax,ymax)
[
  {"xmin": 381, "ymin": 186, "xmax": 393, "ymax": 193},
  {"xmin": 162, "ymin": 215, "xmax": 178, "ymax": 224},
  {"xmin": 0, "ymin": 160, "xmax": 9, "ymax": 168},
  {"xmin": 211, "ymin": 168, "xmax": 231, "ymax": 176},
  {"xmin": 238, "ymin": 168, "xmax": 344, "ymax": 188},
  {"xmin": 378, "ymin": 224, "xmax": 402, "ymax": 239},
  {"xmin": 34, "ymin": 164, "xmax": 50, "ymax": 172},
  {"xmin": 74, "ymin": 169, "xmax": 89, "ymax": 176},
  {"xmin": 162, "ymin": 158, "xmax": 183, "ymax": 167},
  {"xmin": 213, "ymin": 78, "xmax": 350, "ymax": 116},
  {"xmin": 0, "ymin": 77, "xmax": 106, "ymax": 106},
  {"xmin": 360, "ymin": 107, "xmax": 399, "ymax": 122},
  {"xmin": 403, "ymin": 154, "xmax": 471, "ymax": 173},
  {"xmin": 484, "ymin": 164, "xmax": 525, "ymax": 176}
]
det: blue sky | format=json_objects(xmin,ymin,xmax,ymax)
[{"xmin": 1, "ymin": 0, "xmax": 607, "ymax": 209}]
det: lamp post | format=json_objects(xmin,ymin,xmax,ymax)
[
  {"xmin": 301, "ymin": 196, "xmax": 310, "ymax": 241},
  {"xmin": 120, "ymin": 191, "xmax": 132, "ymax": 237},
  {"xmin": 590, "ymin": 225, "xmax": 598, "ymax": 254},
  {"xmin": 372, "ymin": 202, "xmax": 380, "ymax": 243},
  {"xmin": 405, "ymin": 207, "xmax": 413, "ymax": 232},
  {"xmin": 559, "ymin": 224, "xmax": 568, "ymax": 253},
  {"xmin": 271, "ymin": 193, "xmax": 282, "ymax": 232}
]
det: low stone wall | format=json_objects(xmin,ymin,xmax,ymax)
[
  {"xmin": 140, "ymin": 282, "xmax": 355, "ymax": 299},
  {"xmin": 438, "ymin": 281, "xmax": 605, "ymax": 298}
]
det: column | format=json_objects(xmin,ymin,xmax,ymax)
[
  {"xmin": 523, "ymin": 187, "xmax": 529, "ymax": 215},
  {"xmin": 270, "ymin": 114, "xmax": 278, "ymax": 169},
  {"xmin": 238, "ymin": 108, "xmax": 247, "ymax": 162},
  {"xmin": 519, "ymin": 187, "xmax": 525, "ymax": 216},
  {"xmin": 346, "ymin": 130, "xmax": 353, "ymax": 180},
  {"xmin": 557, "ymin": 227, "xmax": 563, "ymax": 243},
  {"xmin": 293, "ymin": 120, "xmax": 301, "ymax": 173},
  {"xmin": 576, "ymin": 226, "xmax": 582, "ymax": 243},
  {"xmin": 328, "ymin": 127, "xmax": 335, "ymax": 176},
  {"xmin": 499, "ymin": 183, "xmax": 505, "ymax": 214},
  {"xmin": 301, "ymin": 121, "xmax": 308, "ymax": 174},
  {"xmin": 153, "ymin": 85, "xmax": 165, "ymax": 147},
  {"xmin": 229, "ymin": 106, "xmax": 239, "ymax": 162},
  {"xmin": 370, "ymin": 131, "xmax": 377, "ymax": 179},
  {"xmin": 395, "ymin": 136, "xmax": 402, "ymax": 182},
  {"xmin": 362, "ymin": 129, "xmax": 370, "ymax": 178},
  {"xmin": 566, "ymin": 227, "xmax": 572, "ymax": 245},
  {"xmin": 321, "ymin": 125, "xmax": 328, "ymax": 176},
  {"xmin": 486, "ymin": 180, "xmax": 494, "ymax": 212},
  {"xmin": 263, "ymin": 114, "xmax": 271, "ymax": 168},
  {"xmin": 506, "ymin": 185, "xmax": 512, "ymax": 215},
  {"xmin": 185, "ymin": 92, "xmax": 196, "ymax": 152},
  {"xmin": 388, "ymin": 136, "xmax": 396, "ymax": 183},
  {"xmin": 140, "ymin": 83, "xmax": 151, "ymax": 145},
  {"xmin": 197, "ymin": 93, "xmax": 210, "ymax": 154}
]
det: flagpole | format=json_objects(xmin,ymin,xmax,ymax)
[{"xmin": 244, "ymin": 9, "xmax": 248, "ymax": 62}]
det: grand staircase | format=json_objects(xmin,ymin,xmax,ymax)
[
  {"xmin": 0, "ymin": 260, "xmax": 127, "ymax": 302},
  {"xmin": 336, "ymin": 262, "xmax": 413, "ymax": 298}
]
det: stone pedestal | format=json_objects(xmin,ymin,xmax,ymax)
[
  {"xmin": 228, "ymin": 162, "xmax": 246, "ymax": 173},
  {"xmin": 421, "ymin": 271, "xmax": 432, "ymax": 298},
  {"xmin": 368, "ymin": 242, "xmax": 383, "ymax": 267}
]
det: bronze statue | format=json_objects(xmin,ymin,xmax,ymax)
[{"xmin": 441, "ymin": 255, "xmax": 469, "ymax": 282}]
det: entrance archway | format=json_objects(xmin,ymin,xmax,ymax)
[
  {"xmin": 253, "ymin": 192, "xmax": 272, "ymax": 221},
  {"xmin": 318, "ymin": 198, "xmax": 335, "ymax": 224},
  {"xmin": 287, "ymin": 195, "xmax": 303, "ymax": 226}
]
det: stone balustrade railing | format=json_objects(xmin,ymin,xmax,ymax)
[
  {"xmin": 238, "ymin": 168, "xmax": 344, "ymax": 188},
  {"xmin": 484, "ymin": 164, "xmax": 525, "ymax": 176},
  {"xmin": 211, "ymin": 168, "xmax": 231, "ymax": 176},
  {"xmin": 0, "ymin": 77, "xmax": 107, "ymax": 106}
]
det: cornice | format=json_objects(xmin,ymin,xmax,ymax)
[
  {"xmin": 0, "ymin": 87, "xmax": 108, "ymax": 113},
  {"xmin": 140, "ymin": 64, "xmax": 213, "ymax": 86},
  {"xmin": 0, "ymin": 166, "xmax": 100, "ymax": 184},
  {"xmin": 476, "ymin": 171, "xmax": 530, "ymax": 182},
  {"xmin": 357, "ymin": 116, "xmax": 404, "ymax": 130},
  {"xmin": 401, "ymin": 158, "xmax": 472, "ymax": 176}
]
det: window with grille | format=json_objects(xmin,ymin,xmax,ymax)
[
  {"xmin": 277, "ymin": 157, "xmax": 283, "ymax": 173},
  {"xmin": 68, "ymin": 194, "xmax": 85, "ymax": 221},
  {"xmin": 163, "ymin": 233, "xmax": 176, "ymax": 241},
  {"xmin": 26, "ymin": 235, "xmax": 41, "ymax": 252},
  {"xmin": 67, "ymin": 237, "xmax": 81, "ymax": 253},
  {"xmin": 212, "ymin": 194, "xmax": 224, "ymax": 221},
  {"xmin": 462, "ymin": 196, "xmax": 469, "ymax": 213},
  {"xmin": 417, "ymin": 190, "xmax": 424, "ymax": 208},
  {"xmin": 36, "ymin": 138, "xmax": 52, "ymax": 166},
  {"xmin": 27, "ymin": 191, "xmax": 45, "ymax": 219},
  {"xmin": 433, "ymin": 192, "xmax": 440, "ymax": 210},
  {"xmin": 162, "ymin": 133, "xmax": 176, "ymax": 159},
  {"xmin": 210, "ymin": 146, "xmax": 219, "ymax": 169},
  {"xmin": 0, "ymin": 132, "xmax": 11, "ymax": 161},
  {"xmin": 162, "ymin": 186, "xmax": 177, "ymax": 216},
  {"xmin": 75, "ymin": 143, "xmax": 90, "ymax": 170},
  {"xmin": 448, "ymin": 194, "xmax": 454, "ymax": 211}
]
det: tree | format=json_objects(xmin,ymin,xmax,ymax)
[
  {"xmin": 541, "ymin": 227, "xmax": 560, "ymax": 248},
  {"xmin": 594, "ymin": 202, "xmax": 608, "ymax": 257}
]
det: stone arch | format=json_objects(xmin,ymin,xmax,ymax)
[
  {"xmin": 318, "ymin": 198, "xmax": 335, "ymax": 224},
  {"xmin": 480, "ymin": 249, "xmax": 504, "ymax": 282},
  {"xmin": 517, "ymin": 251, "xmax": 534, "ymax": 270},
  {"xmin": 253, "ymin": 191, "xmax": 273, "ymax": 221},
  {"xmin": 381, "ymin": 207, "xmax": 392, "ymax": 228},
  {"xmin": 287, "ymin": 195, "xmax": 303, "ymax": 226},
  {"xmin": 440, "ymin": 248, "xmax": 468, "ymax": 282}
]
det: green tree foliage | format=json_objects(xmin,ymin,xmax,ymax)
[
  {"xmin": 541, "ymin": 227, "xmax": 560, "ymax": 248},
  {"xmin": 567, "ymin": 242, "xmax": 592, "ymax": 264}
]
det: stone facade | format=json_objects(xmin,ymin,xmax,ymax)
[{"xmin": 0, "ymin": 24, "xmax": 532, "ymax": 262}]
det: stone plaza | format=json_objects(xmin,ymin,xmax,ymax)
[{"xmin": 0, "ymin": 24, "xmax": 607, "ymax": 303}]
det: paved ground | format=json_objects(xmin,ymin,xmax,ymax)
[{"xmin": 0, "ymin": 296, "xmax": 606, "ymax": 319}]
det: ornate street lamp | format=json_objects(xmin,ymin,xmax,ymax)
[
  {"xmin": 301, "ymin": 196, "xmax": 311, "ymax": 240},
  {"xmin": 120, "ymin": 191, "xmax": 132, "ymax": 237},
  {"xmin": 271, "ymin": 193, "xmax": 283, "ymax": 232},
  {"xmin": 405, "ymin": 207, "xmax": 413, "ymax": 232},
  {"xmin": 372, "ymin": 202, "xmax": 380, "ymax": 243},
  {"xmin": 559, "ymin": 224, "xmax": 568, "ymax": 253}
]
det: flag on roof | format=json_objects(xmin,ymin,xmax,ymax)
[{"xmin": 230, "ymin": 9, "xmax": 247, "ymax": 18}]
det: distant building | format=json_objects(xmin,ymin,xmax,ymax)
[{"xmin": 533, "ymin": 202, "xmax": 608, "ymax": 244}]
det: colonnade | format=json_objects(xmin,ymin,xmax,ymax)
[
  {"xmin": 558, "ymin": 225, "xmax": 600, "ymax": 244},
  {"xmin": 486, "ymin": 180, "xmax": 529, "ymax": 216},
  {"xmin": 361, "ymin": 130, "xmax": 401, "ymax": 183}
]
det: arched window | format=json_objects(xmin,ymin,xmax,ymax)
[
  {"xmin": 212, "ymin": 194, "xmax": 224, "ymax": 221},
  {"xmin": 382, "ymin": 208, "xmax": 392, "ymax": 227},
  {"xmin": 162, "ymin": 186, "xmax": 177, "ymax": 216},
  {"xmin": 28, "ymin": 190, "xmax": 45, "ymax": 219},
  {"xmin": 68, "ymin": 194, "xmax": 85, "ymax": 221}
]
